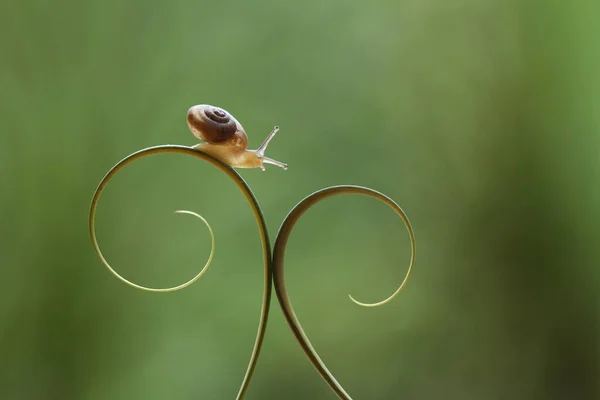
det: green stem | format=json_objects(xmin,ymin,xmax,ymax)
[
  {"xmin": 272, "ymin": 185, "xmax": 416, "ymax": 400},
  {"xmin": 89, "ymin": 145, "xmax": 272, "ymax": 400}
]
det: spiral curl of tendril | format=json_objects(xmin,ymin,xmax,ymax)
[
  {"xmin": 90, "ymin": 147, "xmax": 415, "ymax": 400},
  {"xmin": 272, "ymin": 186, "xmax": 416, "ymax": 400},
  {"xmin": 89, "ymin": 145, "xmax": 273, "ymax": 400}
]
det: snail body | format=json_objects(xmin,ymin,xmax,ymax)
[{"xmin": 187, "ymin": 105, "xmax": 287, "ymax": 170}]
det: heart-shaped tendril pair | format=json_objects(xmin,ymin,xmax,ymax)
[{"xmin": 89, "ymin": 145, "xmax": 416, "ymax": 400}]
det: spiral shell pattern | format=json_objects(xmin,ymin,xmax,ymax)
[{"xmin": 187, "ymin": 105, "xmax": 239, "ymax": 143}]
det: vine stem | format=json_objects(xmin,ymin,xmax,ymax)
[
  {"xmin": 272, "ymin": 185, "xmax": 416, "ymax": 400},
  {"xmin": 89, "ymin": 145, "xmax": 272, "ymax": 400}
]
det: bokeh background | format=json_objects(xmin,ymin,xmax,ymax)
[{"xmin": 1, "ymin": 0, "xmax": 599, "ymax": 399}]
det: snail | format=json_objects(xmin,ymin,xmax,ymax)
[{"xmin": 187, "ymin": 104, "xmax": 288, "ymax": 171}]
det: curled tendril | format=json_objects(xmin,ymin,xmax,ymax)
[
  {"xmin": 272, "ymin": 185, "xmax": 416, "ymax": 400},
  {"xmin": 90, "ymin": 145, "xmax": 416, "ymax": 400},
  {"xmin": 91, "ymin": 207, "xmax": 215, "ymax": 292},
  {"xmin": 89, "ymin": 145, "xmax": 273, "ymax": 400}
]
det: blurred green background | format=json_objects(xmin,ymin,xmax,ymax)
[{"xmin": 1, "ymin": 0, "xmax": 599, "ymax": 399}]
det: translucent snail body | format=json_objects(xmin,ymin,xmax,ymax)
[{"xmin": 187, "ymin": 104, "xmax": 288, "ymax": 170}]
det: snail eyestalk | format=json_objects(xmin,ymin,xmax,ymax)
[
  {"xmin": 272, "ymin": 185, "xmax": 416, "ymax": 399},
  {"xmin": 256, "ymin": 125, "xmax": 279, "ymax": 157},
  {"xmin": 256, "ymin": 126, "xmax": 287, "ymax": 171},
  {"xmin": 89, "ymin": 145, "xmax": 273, "ymax": 400}
]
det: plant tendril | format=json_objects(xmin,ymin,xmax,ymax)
[
  {"xmin": 89, "ymin": 145, "xmax": 273, "ymax": 400},
  {"xmin": 91, "ymin": 146, "xmax": 416, "ymax": 400},
  {"xmin": 272, "ymin": 185, "xmax": 416, "ymax": 400},
  {"xmin": 91, "ymin": 207, "xmax": 215, "ymax": 292}
]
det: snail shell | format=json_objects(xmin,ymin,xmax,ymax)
[{"xmin": 187, "ymin": 105, "xmax": 247, "ymax": 148}]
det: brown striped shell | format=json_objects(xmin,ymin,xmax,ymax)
[{"xmin": 187, "ymin": 105, "xmax": 248, "ymax": 148}]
